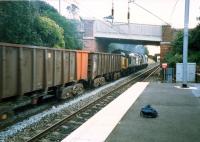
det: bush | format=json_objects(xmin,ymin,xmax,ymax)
[
  {"xmin": 0, "ymin": 1, "xmax": 37, "ymax": 44},
  {"xmin": 35, "ymin": 16, "xmax": 65, "ymax": 48},
  {"xmin": 35, "ymin": 1, "xmax": 82, "ymax": 49},
  {"xmin": 164, "ymin": 24, "xmax": 200, "ymax": 66},
  {"xmin": 0, "ymin": 1, "xmax": 82, "ymax": 49}
]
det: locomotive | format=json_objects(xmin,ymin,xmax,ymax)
[{"xmin": 0, "ymin": 43, "xmax": 148, "ymax": 120}]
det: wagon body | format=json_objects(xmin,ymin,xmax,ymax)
[
  {"xmin": 121, "ymin": 56, "xmax": 128, "ymax": 70},
  {"xmin": 88, "ymin": 52, "xmax": 122, "ymax": 80},
  {"xmin": 0, "ymin": 43, "xmax": 88, "ymax": 100}
]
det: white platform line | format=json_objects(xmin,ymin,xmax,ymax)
[{"xmin": 62, "ymin": 82, "xmax": 149, "ymax": 142}]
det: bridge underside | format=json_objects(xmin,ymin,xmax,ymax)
[
  {"xmin": 83, "ymin": 36, "xmax": 162, "ymax": 52},
  {"xmin": 96, "ymin": 37, "xmax": 161, "ymax": 46}
]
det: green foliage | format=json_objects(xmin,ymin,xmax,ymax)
[
  {"xmin": 33, "ymin": 1, "xmax": 82, "ymax": 49},
  {"xmin": 0, "ymin": 1, "xmax": 82, "ymax": 49},
  {"xmin": 190, "ymin": 24, "xmax": 200, "ymax": 51},
  {"xmin": 0, "ymin": 1, "xmax": 37, "ymax": 44},
  {"xmin": 164, "ymin": 52, "xmax": 182, "ymax": 67},
  {"xmin": 164, "ymin": 24, "xmax": 200, "ymax": 66},
  {"xmin": 35, "ymin": 16, "xmax": 65, "ymax": 48},
  {"xmin": 171, "ymin": 31, "xmax": 184, "ymax": 54}
]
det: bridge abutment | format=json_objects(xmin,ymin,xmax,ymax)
[
  {"xmin": 81, "ymin": 19, "xmax": 173, "ymax": 58},
  {"xmin": 160, "ymin": 25, "xmax": 173, "ymax": 64},
  {"xmin": 83, "ymin": 38, "xmax": 109, "ymax": 52}
]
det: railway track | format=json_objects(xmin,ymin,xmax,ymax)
[
  {"xmin": 25, "ymin": 64, "xmax": 160, "ymax": 142},
  {"xmin": 143, "ymin": 66, "xmax": 160, "ymax": 82},
  {"xmin": 0, "ymin": 66, "xmax": 156, "ymax": 132}
]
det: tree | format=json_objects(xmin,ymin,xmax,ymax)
[
  {"xmin": 0, "ymin": 1, "xmax": 37, "ymax": 44},
  {"xmin": 32, "ymin": 1, "xmax": 82, "ymax": 49},
  {"xmin": 190, "ymin": 24, "xmax": 200, "ymax": 51},
  {"xmin": 35, "ymin": 16, "xmax": 65, "ymax": 48},
  {"xmin": 66, "ymin": 4, "xmax": 79, "ymax": 19},
  {"xmin": 164, "ymin": 24, "xmax": 200, "ymax": 66},
  {"xmin": 0, "ymin": 1, "xmax": 82, "ymax": 49}
]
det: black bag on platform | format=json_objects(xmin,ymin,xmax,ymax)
[{"xmin": 140, "ymin": 105, "xmax": 158, "ymax": 118}]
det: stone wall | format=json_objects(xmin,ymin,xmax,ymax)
[
  {"xmin": 160, "ymin": 25, "xmax": 173, "ymax": 64},
  {"xmin": 82, "ymin": 20, "xmax": 94, "ymax": 37},
  {"xmin": 162, "ymin": 25, "xmax": 173, "ymax": 42},
  {"xmin": 160, "ymin": 42, "xmax": 171, "ymax": 64},
  {"xmin": 82, "ymin": 38, "xmax": 107, "ymax": 52}
]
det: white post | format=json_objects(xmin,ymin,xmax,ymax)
[
  {"xmin": 182, "ymin": 0, "xmax": 190, "ymax": 88},
  {"xmin": 59, "ymin": 0, "xmax": 61, "ymax": 14}
]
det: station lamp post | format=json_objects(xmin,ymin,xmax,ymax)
[{"xmin": 182, "ymin": 0, "xmax": 190, "ymax": 88}]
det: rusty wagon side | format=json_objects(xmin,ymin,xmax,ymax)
[
  {"xmin": 0, "ymin": 43, "xmax": 89, "ymax": 101},
  {"xmin": 88, "ymin": 52, "xmax": 122, "ymax": 87}
]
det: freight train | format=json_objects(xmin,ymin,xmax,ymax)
[{"xmin": 0, "ymin": 43, "xmax": 148, "ymax": 120}]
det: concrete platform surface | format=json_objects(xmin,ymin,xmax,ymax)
[
  {"xmin": 62, "ymin": 82, "xmax": 149, "ymax": 142},
  {"xmin": 106, "ymin": 83, "xmax": 200, "ymax": 142}
]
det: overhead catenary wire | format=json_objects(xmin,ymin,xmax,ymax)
[
  {"xmin": 169, "ymin": 0, "xmax": 180, "ymax": 25},
  {"xmin": 132, "ymin": 2, "xmax": 171, "ymax": 25},
  {"xmin": 73, "ymin": 1, "xmax": 122, "ymax": 34}
]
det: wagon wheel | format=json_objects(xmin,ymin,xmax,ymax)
[
  {"xmin": 31, "ymin": 94, "xmax": 39, "ymax": 105},
  {"xmin": 114, "ymin": 73, "xmax": 118, "ymax": 80},
  {"xmin": 99, "ymin": 77, "xmax": 106, "ymax": 86},
  {"xmin": 105, "ymin": 74, "xmax": 110, "ymax": 81},
  {"xmin": 72, "ymin": 83, "xmax": 84, "ymax": 95},
  {"xmin": 117, "ymin": 73, "xmax": 121, "ymax": 79},
  {"xmin": 92, "ymin": 78, "xmax": 99, "ymax": 88},
  {"xmin": 57, "ymin": 86, "xmax": 73, "ymax": 100},
  {"xmin": 0, "ymin": 106, "xmax": 14, "ymax": 122}
]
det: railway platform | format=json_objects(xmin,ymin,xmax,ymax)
[{"xmin": 62, "ymin": 82, "xmax": 200, "ymax": 142}]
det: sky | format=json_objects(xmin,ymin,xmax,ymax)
[
  {"xmin": 45, "ymin": 0, "xmax": 200, "ymax": 28},
  {"xmin": 45, "ymin": 0, "xmax": 199, "ymax": 55}
]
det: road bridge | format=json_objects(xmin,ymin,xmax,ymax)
[
  {"xmin": 82, "ymin": 19, "xmax": 173, "ymax": 63},
  {"xmin": 95, "ymin": 21, "xmax": 162, "ymax": 45}
]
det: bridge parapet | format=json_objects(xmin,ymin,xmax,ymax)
[
  {"xmin": 82, "ymin": 19, "xmax": 173, "ymax": 53},
  {"xmin": 94, "ymin": 20, "xmax": 118, "ymax": 34},
  {"xmin": 112, "ymin": 23, "xmax": 162, "ymax": 37},
  {"xmin": 93, "ymin": 20, "xmax": 162, "ymax": 42}
]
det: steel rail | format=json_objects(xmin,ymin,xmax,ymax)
[
  {"xmin": 27, "ymin": 64, "xmax": 159, "ymax": 142},
  {"xmin": 143, "ymin": 66, "xmax": 160, "ymax": 81}
]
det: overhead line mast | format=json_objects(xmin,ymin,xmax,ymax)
[
  {"xmin": 128, "ymin": 0, "xmax": 133, "ymax": 24},
  {"xmin": 182, "ymin": 0, "xmax": 190, "ymax": 88},
  {"xmin": 112, "ymin": 0, "xmax": 114, "ymax": 23}
]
